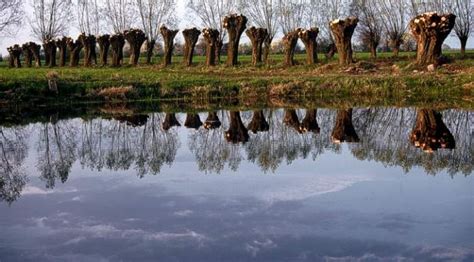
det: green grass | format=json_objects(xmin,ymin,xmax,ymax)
[{"xmin": 0, "ymin": 51, "xmax": 473, "ymax": 107}]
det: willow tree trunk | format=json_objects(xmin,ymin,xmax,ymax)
[
  {"xmin": 329, "ymin": 17, "xmax": 359, "ymax": 65},
  {"xmin": 7, "ymin": 45, "xmax": 22, "ymax": 68},
  {"xmin": 145, "ymin": 39, "xmax": 156, "ymax": 64},
  {"xmin": 202, "ymin": 28, "xmax": 220, "ymax": 66},
  {"xmin": 56, "ymin": 37, "xmax": 68, "ymax": 67},
  {"xmin": 21, "ymin": 44, "xmax": 33, "ymax": 67},
  {"xmin": 263, "ymin": 36, "xmax": 273, "ymax": 64},
  {"xmin": 459, "ymin": 36, "xmax": 467, "ymax": 58},
  {"xmin": 390, "ymin": 38, "xmax": 402, "ymax": 57},
  {"xmin": 97, "ymin": 35, "xmax": 110, "ymax": 66},
  {"xmin": 223, "ymin": 14, "xmax": 248, "ymax": 66},
  {"xmin": 301, "ymin": 109, "xmax": 320, "ymax": 134},
  {"xmin": 369, "ymin": 40, "xmax": 378, "ymax": 59},
  {"xmin": 204, "ymin": 112, "xmax": 222, "ymax": 129},
  {"xmin": 326, "ymin": 43, "xmax": 337, "ymax": 59},
  {"xmin": 124, "ymin": 29, "xmax": 146, "ymax": 66},
  {"xmin": 226, "ymin": 111, "xmax": 249, "ymax": 143},
  {"xmin": 43, "ymin": 43, "xmax": 50, "ymax": 66},
  {"xmin": 246, "ymin": 27, "xmax": 268, "ymax": 66},
  {"xmin": 410, "ymin": 109, "xmax": 455, "ymax": 153},
  {"xmin": 409, "ymin": 13, "xmax": 456, "ymax": 66},
  {"xmin": 331, "ymin": 109, "xmax": 359, "ymax": 143},
  {"xmin": 160, "ymin": 26, "xmax": 179, "ymax": 67},
  {"xmin": 7, "ymin": 48, "xmax": 14, "ymax": 68},
  {"xmin": 284, "ymin": 109, "xmax": 301, "ymax": 133},
  {"xmin": 182, "ymin": 28, "xmax": 201, "ymax": 67},
  {"xmin": 110, "ymin": 34, "xmax": 125, "ymax": 67},
  {"xmin": 67, "ymin": 38, "xmax": 83, "ymax": 67},
  {"xmin": 44, "ymin": 40, "xmax": 57, "ymax": 67},
  {"xmin": 28, "ymin": 42, "xmax": 41, "ymax": 67},
  {"xmin": 185, "ymin": 113, "xmax": 203, "ymax": 130},
  {"xmin": 215, "ymin": 39, "xmax": 223, "ymax": 64},
  {"xmin": 79, "ymin": 34, "xmax": 94, "ymax": 66},
  {"xmin": 162, "ymin": 113, "xmax": 181, "ymax": 131},
  {"xmin": 283, "ymin": 31, "xmax": 299, "ymax": 67},
  {"xmin": 248, "ymin": 110, "xmax": 269, "ymax": 133},
  {"xmin": 298, "ymin": 27, "xmax": 319, "ymax": 65}
]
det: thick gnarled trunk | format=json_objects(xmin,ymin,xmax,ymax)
[
  {"xmin": 26, "ymin": 42, "xmax": 42, "ymax": 67},
  {"xmin": 185, "ymin": 113, "xmax": 203, "ymax": 130},
  {"xmin": 56, "ymin": 37, "xmax": 68, "ymax": 67},
  {"xmin": 246, "ymin": 27, "xmax": 268, "ymax": 66},
  {"xmin": 204, "ymin": 112, "xmax": 222, "ymax": 129},
  {"xmin": 202, "ymin": 28, "xmax": 220, "ymax": 66},
  {"xmin": 110, "ymin": 34, "xmax": 125, "ymax": 67},
  {"xmin": 162, "ymin": 113, "xmax": 181, "ymax": 131},
  {"xmin": 459, "ymin": 36, "xmax": 467, "ymax": 58},
  {"xmin": 330, "ymin": 17, "xmax": 359, "ymax": 65},
  {"xmin": 97, "ymin": 35, "xmax": 110, "ymax": 66},
  {"xmin": 331, "ymin": 109, "xmax": 359, "ymax": 143},
  {"xmin": 21, "ymin": 44, "xmax": 33, "ymax": 67},
  {"xmin": 223, "ymin": 14, "xmax": 248, "ymax": 66},
  {"xmin": 263, "ymin": 36, "xmax": 273, "ymax": 64},
  {"xmin": 298, "ymin": 28, "xmax": 319, "ymax": 65},
  {"xmin": 43, "ymin": 40, "xmax": 58, "ymax": 67},
  {"xmin": 79, "ymin": 34, "xmax": 97, "ymax": 67},
  {"xmin": 284, "ymin": 109, "xmax": 301, "ymax": 133},
  {"xmin": 7, "ymin": 45, "xmax": 22, "ymax": 68},
  {"xmin": 182, "ymin": 28, "xmax": 201, "ymax": 67},
  {"xmin": 410, "ymin": 109, "xmax": 455, "ymax": 153},
  {"xmin": 248, "ymin": 110, "xmax": 269, "ymax": 133},
  {"xmin": 301, "ymin": 109, "xmax": 320, "ymax": 134},
  {"xmin": 160, "ymin": 26, "xmax": 179, "ymax": 67},
  {"xmin": 283, "ymin": 31, "xmax": 299, "ymax": 66},
  {"xmin": 67, "ymin": 38, "xmax": 83, "ymax": 67},
  {"xmin": 145, "ymin": 39, "xmax": 156, "ymax": 64},
  {"xmin": 226, "ymin": 111, "xmax": 249, "ymax": 143},
  {"xmin": 410, "ymin": 12, "xmax": 456, "ymax": 66},
  {"xmin": 124, "ymin": 29, "xmax": 146, "ymax": 66}
]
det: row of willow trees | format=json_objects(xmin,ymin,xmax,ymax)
[
  {"xmin": 1, "ymin": 108, "xmax": 472, "ymax": 204},
  {"xmin": 6, "ymin": 12, "xmax": 459, "ymax": 70}
]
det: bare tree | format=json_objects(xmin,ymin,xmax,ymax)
[
  {"xmin": 136, "ymin": 0, "xmax": 176, "ymax": 64},
  {"xmin": 241, "ymin": 0, "xmax": 279, "ymax": 63},
  {"xmin": 77, "ymin": 0, "xmax": 101, "ymax": 35},
  {"xmin": 447, "ymin": 0, "xmax": 473, "ymax": 57},
  {"xmin": 353, "ymin": 0, "xmax": 383, "ymax": 58},
  {"xmin": 30, "ymin": 0, "xmax": 73, "ymax": 41},
  {"xmin": 104, "ymin": 0, "xmax": 135, "ymax": 33},
  {"xmin": 0, "ymin": 0, "xmax": 23, "ymax": 36},
  {"xmin": 186, "ymin": 0, "xmax": 239, "ymax": 63},
  {"xmin": 378, "ymin": 0, "xmax": 407, "ymax": 57}
]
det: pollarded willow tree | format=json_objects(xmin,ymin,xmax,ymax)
[
  {"xmin": 223, "ymin": 14, "xmax": 248, "ymax": 66},
  {"xmin": 447, "ymin": 0, "xmax": 473, "ymax": 57},
  {"xmin": 330, "ymin": 17, "xmax": 359, "ymax": 65},
  {"xmin": 410, "ymin": 109, "xmax": 456, "ymax": 153},
  {"xmin": 104, "ymin": 0, "xmax": 135, "ymax": 33},
  {"xmin": 298, "ymin": 27, "xmax": 319, "ymax": 64},
  {"xmin": 331, "ymin": 109, "xmax": 360, "ymax": 144},
  {"xmin": 246, "ymin": 27, "xmax": 269, "ymax": 66},
  {"xmin": 353, "ymin": 0, "xmax": 383, "ymax": 58},
  {"xmin": 182, "ymin": 28, "xmax": 201, "ymax": 66},
  {"xmin": 202, "ymin": 28, "xmax": 220, "ymax": 66},
  {"xmin": 187, "ymin": 0, "xmax": 239, "ymax": 63},
  {"xmin": 136, "ymin": 0, "xmax": 176, "ymax": 64},
  {"xmin": 0, "ymin": 0, "xmax": 23, "ymax": 36},
  {"xmin": 97, "ymin": 34, "xmax": 111, "ymax": 66},
  {"xmin": 7, "ymin": 45, "xmax": 22, "ymax": 68},
  {"xmin": 241, "ymin": 0, "xmax": 279, "ymax": 63},
  {"xmin": 110, "ymin": 33, "xmax": 126, "ymax": 66},
  {"xmin": 124, "ymin": 29, "xmax": 147, "ymax": 65},
  {"xmin": 283, "ymin": 30, "xmax": 299, "ymax": 66},
  {"xmin": 160, "ymin": 25, "xmax": 179, "ymax": 66},
  {"xmin": 67, "ymin": 37, "xmax": 84, "ymax": 67},
  {"xmin": 378, "ymin": 0, "xmax": 407, "ymax": 57},
  {"xmin": 409, "ymin": 12, "xmax": 456, "ymax": 66},
  {"xmin": 55, "ymin": 37, "xmax": 69, "ymax": 67},
  {"xmin": 79, "ymin": 33, "xmax": 98, "ymax": 66}
]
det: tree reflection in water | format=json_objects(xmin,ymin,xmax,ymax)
[{"xmin": 0, "ymin": 107, "xmax": 472, "ymax": 203}]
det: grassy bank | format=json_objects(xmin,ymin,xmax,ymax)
[{"xmin": 0, "ymin": 52, "xmax": 473, "ymax": 107}]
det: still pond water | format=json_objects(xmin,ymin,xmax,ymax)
[{"xmin": 0, "ymin": 107, "xmax": 473, "ymax": 261}]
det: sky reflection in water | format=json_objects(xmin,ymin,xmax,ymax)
[{"xmin": 0, "ymin": 107, "xmax": 473, "ymax": 262}]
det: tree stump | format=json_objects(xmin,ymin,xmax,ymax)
[
  {"xmin": 223, "ymin": 14, "xmax": 248, "ymax": 66},
  {"xmin": 160, "ymin": 26, "xmax": 179, "ymax": 67},
  {"xmin": 79, "ymin": 33, "xmax": 97, "ymax": 67},
  {"xmin": 97, "ymin": 35, "xmax": 111, "ymax": 66},
  {"xmin": 66, "ymin": 38, "xmax": 83, "ymax": 67},
  {"xmin": 202, "ymin": 28, "xmax": 220, "ymax": 66},
  {"xmin": 226, "ymin": 111, "xmax": 249, "ymax": 143},
  {"xmin": 409, "ymin": 12, "xmax": 456, "ymax": 66},
  {"xmin": 124, "ymin": 29, "xmax": 146, "ymax": 66},
  {"xmin": 298, "ymin": 28, "xmax": 319, "ymax": 65},
  {"xmin": 246, "ymin": 27, "xmax": 268, "ymax": 66},
  {"xmin": 284, "ymin": 109, "xmax": 301, "ymax": 133},
  {"xmin": 110, "ymin": 33, "xmax": 125, "ymax": 67},
  {"xmin": 330, "ymin": 17, "xmax": 359, "ymax": 65},
  {"xmin": 204, "ymin": 112, "xmax": 222, "ymax": 129},
  {"xmin": 56, "ymin": 37, "xmax": 68, "ymax": 67},
  {"xmin": 21, "ymin": 43, "xmax": 33, "ymax": 67},
  {"xmin": 301, "ymin": 109, "xmax": 320, "ymax": 134},
  {"xmin": 182, "ymin": 28, "xmax": 201, "ymax": 67},
  {"xmin": 331, "ymin": 109, "xmax": 359, "ymax": 143},
  {"xmin": 43, "ymin": 39, "xmax": 58, "ymax": 67},
  {"xmin": 248, "ymin": 110, "xmax": 269, "ymax": 133},
  {"xmin": 185, "ymin": 113, "xmax": 203, "ymax": 130},
  {"xmin": 283, "ymin": 30, "xmax": 299, "ymax": 66},
  {"xmin": 7, "ymin": 45, "xmax": 22, "ymax": 68},
  {"xmin": 410, "ymin": 109, "xmax": 455, "ymax": 153},
  {"xmin": 145, "ymin": 39, "xmax": 156, "ymax": 64},
  {"xmin": 27, "ymin": 42, "xmax": 41, "ymax": 67},
  {"xmin": 162, "ymin": 113, "xmax": 181, "ymax": 131}
]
